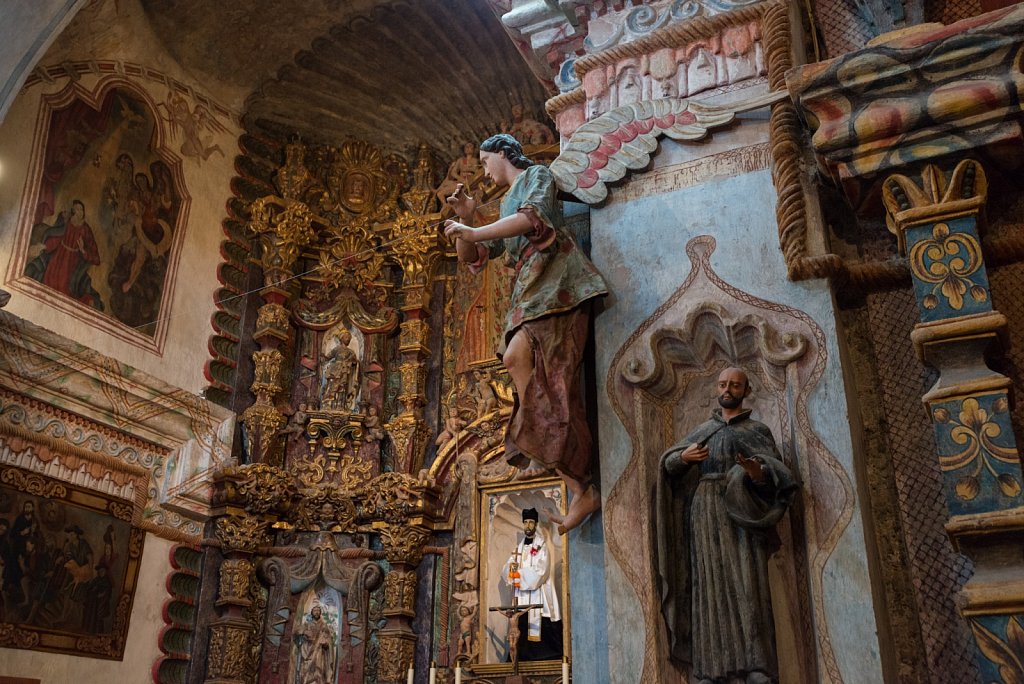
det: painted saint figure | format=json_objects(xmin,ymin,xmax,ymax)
[
  {"xmin": 24, "ymin": 199, "xmax": 102, "ymax": 309},
  {"xmin": 320, "ymin": 325, "xmax": 359, "ymax": 412},
  {"xmin": 500, "ymin": 508, "xmax": 562, "ymax": 661},
  {"xmin": 656, "ymin": 368, "xmax": 797, "ymax": 684},
  {"xmin": 294, "ymin": 604, "xmax": 336, "ymax": 684},
  {"xmin": 444, "ymin": 134, "xmax": 608, "ymax": 533}
]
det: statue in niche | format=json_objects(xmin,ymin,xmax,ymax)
[
  {"xmin": 363, "ymin": 405, "xmax": 385, "ymax": 441},
  {"xmin": 656, "ymin": 367, "xmax": 797, "ymax": 684},
  {"xmin": 293, "ymin": 604, "xmax": 337, "ymax": 684},
  {"xmin": 504, "ymin": 104, "xmax": 555, "ymax": 146},
  {"xmin": 471, "ymin": 368, "xmax": 498, "ymax": 418},
  {"xmin": 319, "ymin": 324, "xmax": 359, "ymax": 412},
  {"xmin": 457, "ymin": 604, "xmax": 476, "ymax": 657},
  {"xmin": 436, "ymin": 142, "xmax": 482, "ymax": 208},
  {"xmin": 444, "ymin": 134, "xmax": 608, "ymax": 533}
]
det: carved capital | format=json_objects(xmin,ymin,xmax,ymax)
[
  {"xmin": 378, "ymin": 523, "xmax": 430, "ymax": 566},
  {"xmin": 214, "ymin": 515, "xmax": 271, "ymax": 554}
]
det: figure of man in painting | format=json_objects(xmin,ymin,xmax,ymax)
[
  {"xmin": 500, "ymin": 508, "xmax": 562, "ymax": 661},
  {"xmin": 24, "ymin": 199, "xmax": 103, "ymax": 309},
  {"xmin": 294, "ymin": 604, "xmax": 337, "ymax": 684},
  {"xmin": 444, "ymin": 134, "xmax": 608, "ymax": 533},
  {"xmin": 656, "ymin": 368, "xmax": 798, "ymax": 684},
  {"xmin": 320, "ymin": 325, "xmax": 359, "ymax": 412}
]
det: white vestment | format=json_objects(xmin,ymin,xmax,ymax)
[{"xmin": 501, "ymin": 529, "xmax": 560, "ymax": 640}]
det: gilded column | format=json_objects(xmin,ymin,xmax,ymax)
[
  {"xmin": 205, "ymin": 515, "xmax": 270, "ymax": 684},
  {"xmin": 882, "ymin": 160, "xmax": 1024, "ymax": 679},
  {"xmin": 385, "ymin": 144, "xmax": 445, "ymax": 475},
  {"xmin": 376, "ymin": 523, "xmax": 430, "ymax": 684},
  {"xmin": 242, "ymin": 144, "xmax": 319, "ymax": 464}
]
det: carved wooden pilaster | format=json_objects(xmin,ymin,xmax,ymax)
[
  {"xmin": 882, "ymin": 160, "xmax": 1024, "ymax": 680},
  {"xmin": 383, "ymin": 150, "xmax": 445, "ymax": 474},
  {"xmin": 376, "ymin": 523, "xmax": 430, "ymax": 684},
  {"xmin": 204, "ymin": 515, "xmax": 271, "ymax": 684}
]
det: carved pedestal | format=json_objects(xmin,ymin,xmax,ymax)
[{"xmin": 882, "ymin": 161, "xmax": 1024, "ymax": 680}]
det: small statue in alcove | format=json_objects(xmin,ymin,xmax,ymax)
[
  {"xmin": 656, "ymin": 368, "xmax": 798, "ymax": 684},
  {"xmin": 294, "ymin": 604, "xmax": 337, "ymax": 684},
  {"xmin": 444, "ymin": 134, "xmax": 609, "ymax": 533},
  {"xmin": 319, "ymin": 323, "xmax": 359, "ymax": 412}
]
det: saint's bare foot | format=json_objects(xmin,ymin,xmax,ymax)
[{"xmin": 555, "ymin": 484, "xmax": 600, "ymax": 535}]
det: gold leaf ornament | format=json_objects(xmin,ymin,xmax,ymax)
[
  {"xmin": 955, "ymin": 476, "xmax": 980, "ymax": 501},
  {"xmin": 970, "ymin": 617, "xmax": 1024, "ymax": 684},
  {"xmin": 997, "ymin": 473, "xmax": 1022, "ymax": 498}
]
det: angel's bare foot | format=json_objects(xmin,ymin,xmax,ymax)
[{"xmin": 555, "ymin": 484, "xmax": 600, "ymax": 535}]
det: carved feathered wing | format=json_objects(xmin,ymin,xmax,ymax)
[{"xmin": 551, "ymin": 93, "xmax": 785, "ymax": 204}]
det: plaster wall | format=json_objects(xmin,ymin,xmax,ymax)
[
  {"xmin": 0, "ymin": 0, "xmax": 241, "ymax": 394},
  {"xmin": 0, "ymin": 532, "xmax": 173, "ymax": 683},
  {"xmin": 587, "ymin": 121, "xmax": 885, "ymax": 682},
  {"xmin": 0, "ymin": 0, "xmax": 88, "ymax": 123}
]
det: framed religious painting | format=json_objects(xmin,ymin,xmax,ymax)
[
  {"xmin": 5, "ymin": 78, "xmax": 190, "ymax": 352},
  {"xmin": 0, "ymin": 464, "xmax": 144, "ymax": 659},
  {"xmin": 474, "ymin": 478, "xmax": 570, "ymax": 677}
]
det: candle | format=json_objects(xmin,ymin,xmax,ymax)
[
  {"xmin": 455, "ymin": 666, "xmax": 462, "ymax": 684},
  {"xmin": 407, "ymin": 664, "xmax": 414, "ymax": 684},
  {"xmin": 429, "ymin": 661, "xmax": 437, "ymax": 684},
  {"xmin": 562, "ymin": 658, "xmax": 570, "ymax": 682}
]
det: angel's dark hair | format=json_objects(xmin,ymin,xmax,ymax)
[{"xmin": 479, "ymin": 133, "xmax": 532, "ymax": 169}]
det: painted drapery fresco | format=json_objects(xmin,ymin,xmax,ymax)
[
  {"xmin": 17, "ymin": 83, "xmax": 186, "ymax": 341},
  {"xmin": 0, "ymin": 464, "xmax": 143, "ymax": 659}
]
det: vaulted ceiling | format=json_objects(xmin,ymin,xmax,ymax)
[{"xmin": 141, "ymin": 0, "xmax": 553, "ymax": 157}]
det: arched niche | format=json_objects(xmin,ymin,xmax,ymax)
[{"xmin": 605, "ymin": 235, "xmax": 854, "ymax": 683}]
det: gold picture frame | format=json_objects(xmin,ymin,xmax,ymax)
[{"xmin": 473, "ymin": 477, "xmax": 570, "ymax": 675}]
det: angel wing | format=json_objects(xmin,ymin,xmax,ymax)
[{"xmin": 550, "ymin": 92, "xmax": 785, "ymax": 204}]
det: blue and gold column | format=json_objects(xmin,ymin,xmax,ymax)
[{"xmin": 883, "ymin": 159, "xmax": 1024, "ymax": 679}]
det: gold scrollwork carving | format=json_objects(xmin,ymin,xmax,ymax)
[
  {"xmin": 0, "ymin": 623, "xmax": 40, "ymax": 649},
  {"xmin": 108, "ymin": 501, "xmax": 134, "ymax": 522},
  {"xmin": 384, "ymin": 569, "xmax": 418, "ymax": 614},
  {"xmin": 388, "ymin": 211, "xmax": 444, "ymax": 286},
  {"xmin": 292, "ymin": 488, "xmax": 358, "ymax": 532},
  {"xmin": 214, "ymin": 516, "xmax": 270, "ymax": 554},
  {"xmin": 231, "ymin": 462, "xmax": 296, "ymax": 515},
  {"xmin": 0, "ymin": 468, "xmax": 68, "ymax": 498},
  {"xmin": 378, "ymin": 633, "xmax": 417, "ymax": 682},
  {"xmin": 378, "ymin": 524, "xmax": 430, "ymax": 566},
  {"xmin": 255, "ymin": 303, "xmax": 290, "ymax": 335},
  {"xmin": 207, "ymin": 621, "xmax": 250, "ymax": 681},
  {"xmin": 217, "ymin": 558, "xmax": 255, "ymax": 607}
]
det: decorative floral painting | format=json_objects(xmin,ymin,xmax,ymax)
[
  {"xmin": 11, "ymin": 80, "xmax": 188, "ymax": 348},
  {"xmin": 0, "ymin": 464, "xmax": 144, "ymax": 659}
]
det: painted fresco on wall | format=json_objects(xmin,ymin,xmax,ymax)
[
  {"xmin": 0, "ymin": 463, "xmax": 144, "ymax": 659},
  {"xmin": 11, "ymin": 80, "xmax": 188, "ymax": 348}
]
